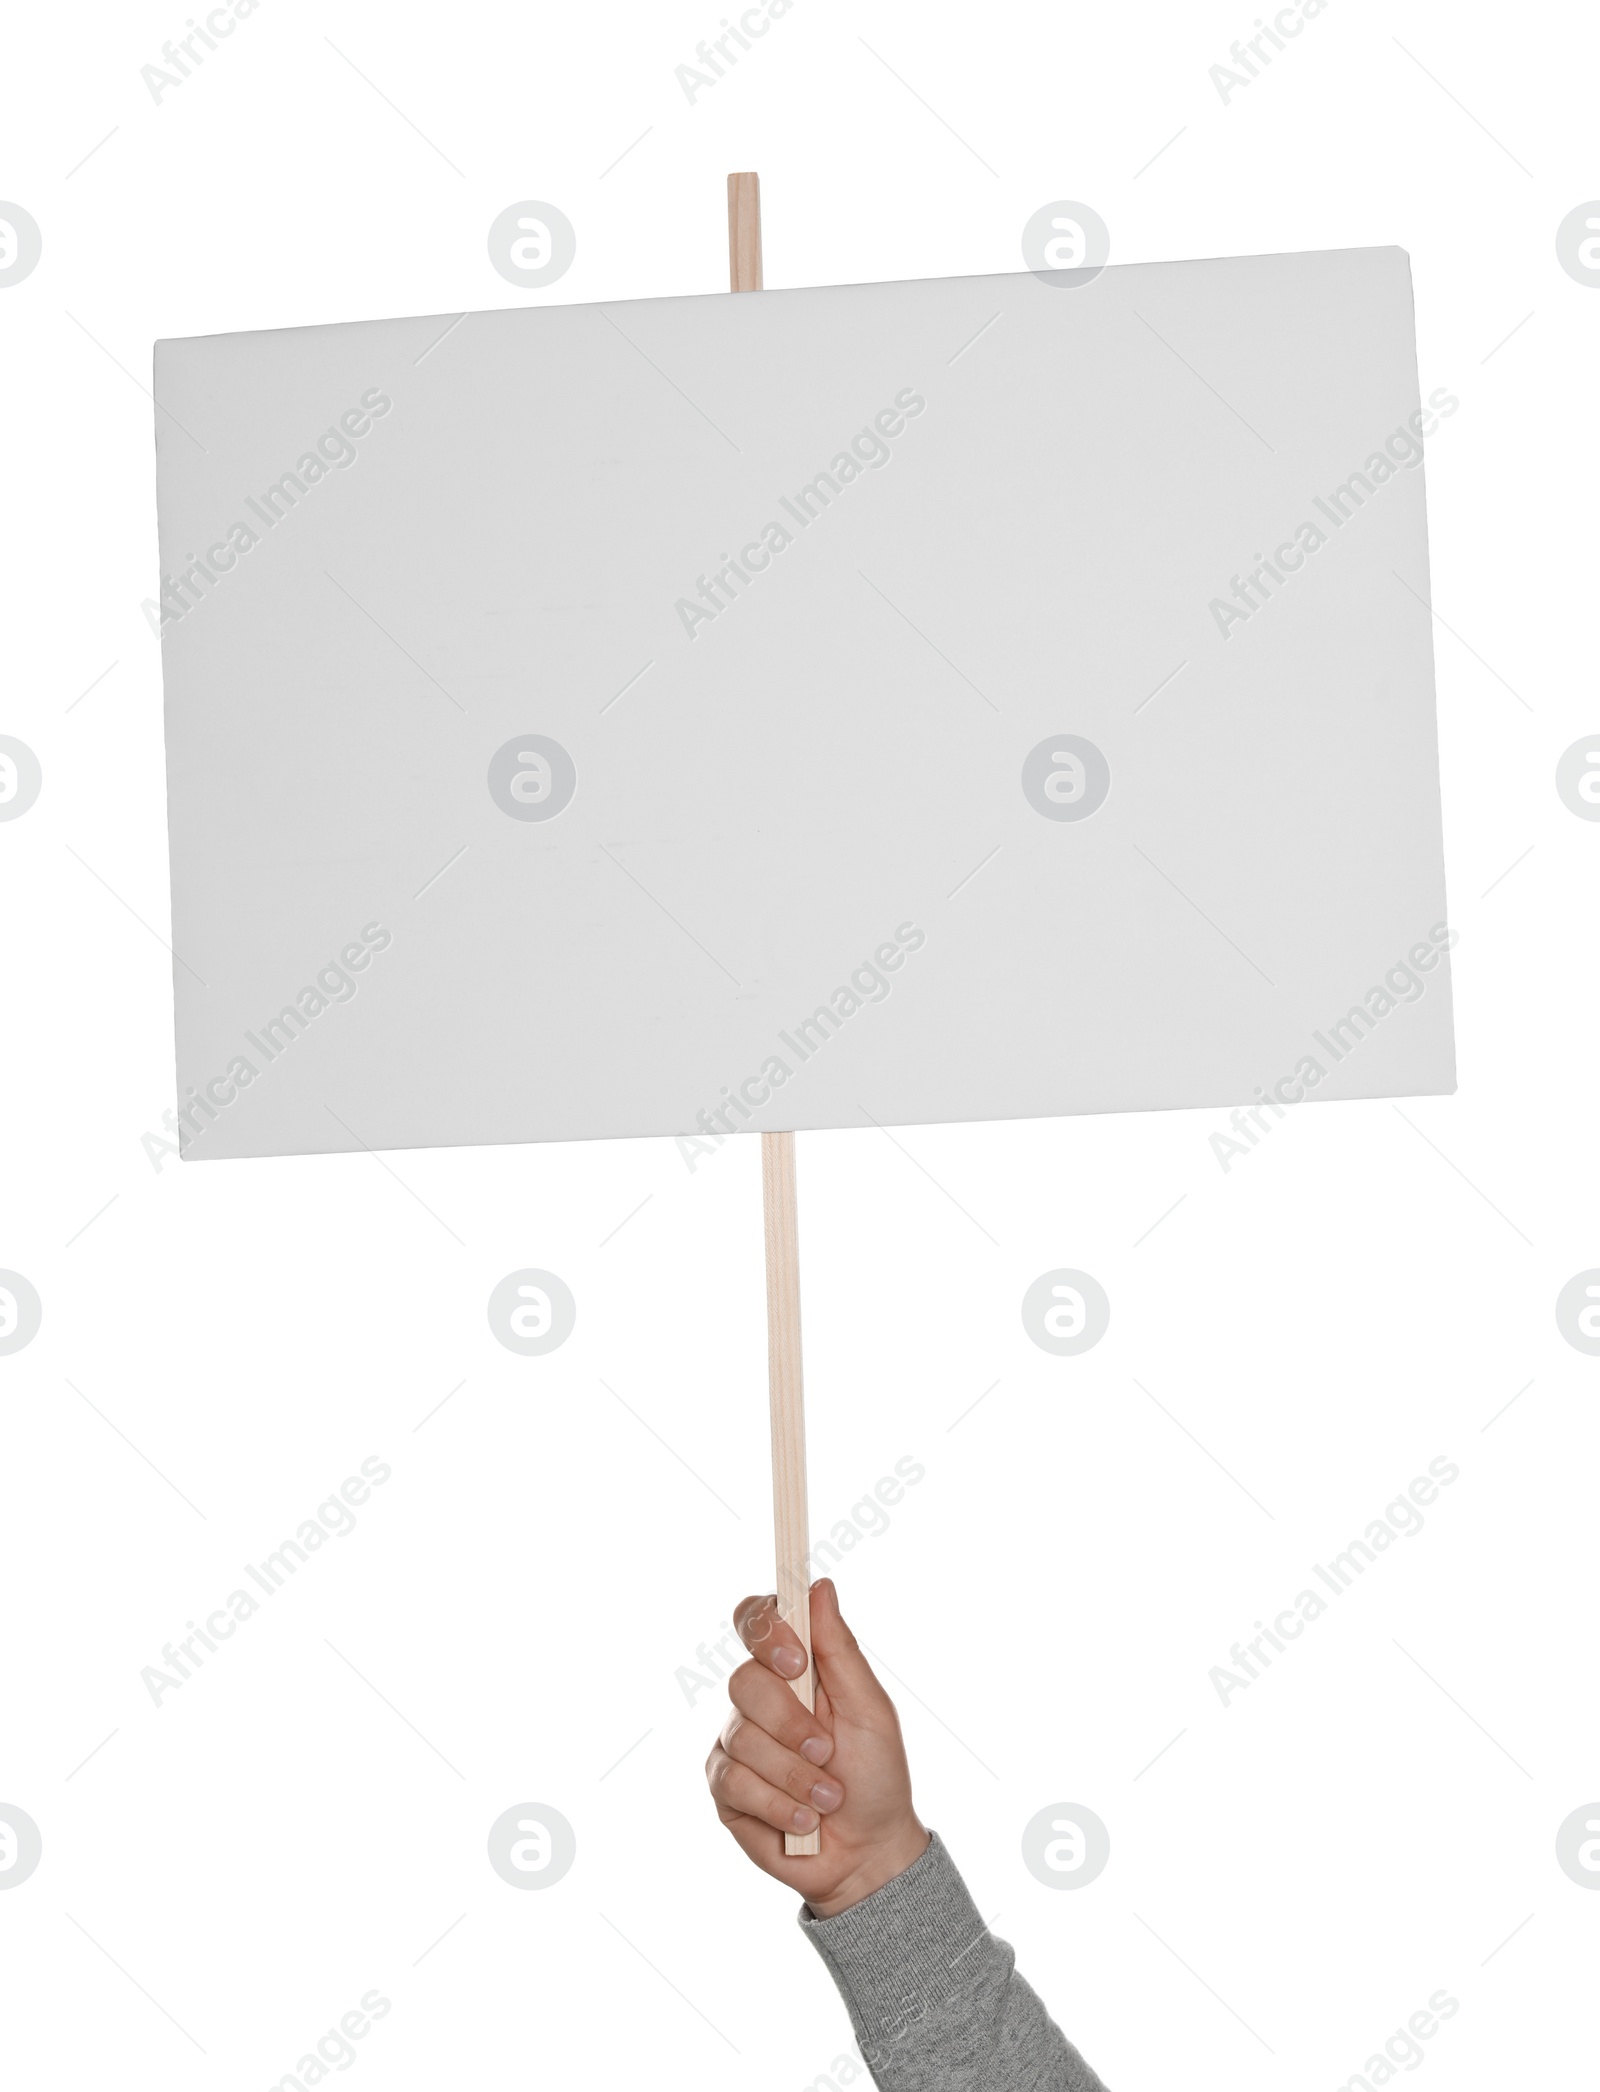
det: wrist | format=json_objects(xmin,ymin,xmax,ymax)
[{"xmin": 807, "ymin": 1818, "xmax": 930, "ymax": 1919}]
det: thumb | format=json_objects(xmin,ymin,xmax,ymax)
[{"xmin": 808, "ymin": 1579, "xmax": 887, "ymax": 1713}]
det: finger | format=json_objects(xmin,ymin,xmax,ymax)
[
  {"xmin": 722, "ymin": 1807, "xmax": 786, "ymax": 1875},
  {"xmin": 727, "ymin": 1656, "xmax": 834, "ymax": 1765},
  {"xmin": 733, "ymin": 1593, "xmax": 808, "ymax": 1681},
  {"xmin": 705, "ymin": 1743, "xmax": 821, "ymax": 1838},
  {"xmin": 720, "ymin": 1709, "xmax": 845, "ymax": 1817},
  {"xmin": 710, "ymin": 1786, "xmax": 796, "ymax": 1878},
  {"xmin": 809, "ymin": 1578, "xmax": 891, "ymax": 1715}
]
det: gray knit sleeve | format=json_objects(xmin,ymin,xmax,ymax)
[{"xmin": 798, "ymin": 1831, "xmax": 1109, "ymax": 2090}]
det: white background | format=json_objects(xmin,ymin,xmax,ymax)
[{"xmin": 2, "ymin": 1, "xmax": 1597, "ymax": 2087}]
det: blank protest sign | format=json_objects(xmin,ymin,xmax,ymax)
[{"xmin": 154, "ymin": 244, "xmax": 1453, "ymax": 1160}]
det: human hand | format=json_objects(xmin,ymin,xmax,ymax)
[{"xmin": 704, "ymin": 1577, "xmax": 929, "ymax": 1917}]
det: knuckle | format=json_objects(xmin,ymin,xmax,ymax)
[
  {"xmin": 746, "ymin": 1604, "xmax": 780, "ymax": 1648},
  {"xmin": 720, "ymin": 1711, "xmax": 750, "ymax": 1757},
  {"xmin": 734, "ymin": 1594, "xmax": 778, "ymax": 1648},
  {"xmin": 722, "ymin": 1762, "xmax": 748, "ymax": 1806},
  {"xmin": 728, "ymin": 1657, "xmax": 765, "ymax": 1706}
]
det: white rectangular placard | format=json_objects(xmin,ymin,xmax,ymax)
[{"xmin": 154, "ymin": 246, "xmax": 1453, "ymax": 1159}]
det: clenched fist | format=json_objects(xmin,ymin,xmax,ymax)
[{"xmin": 705, "ymin": 1578, "xmax": 929, "ymax": 1918}]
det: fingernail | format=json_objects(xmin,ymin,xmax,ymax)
[
  {"xmin": 809, "ymin": 1780, "xmax": 843, "ymax": 1812},
  {"xmin": 800, "ymin": 1736, "xmax": 831, "ymax": 1765},
  {"xmin": 792, "ymin": 1806, "xmax": 818, "ymax": 1832},
  {"xmin": 772, "ymin": 1646, "xmax": 806, "ymax": 1678}
]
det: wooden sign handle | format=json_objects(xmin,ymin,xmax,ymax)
[
  {"xmin": 727, "ymin": 168, "xmax": 763, "ymax": 294},
  {"xmin": 761, "ymin": 1129, "xmax": 817, "ymax": 1855},
  {"xmin": 729, "ymin": 171, "xmax": 819, "ymax": 1858}
]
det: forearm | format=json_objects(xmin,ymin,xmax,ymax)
[{"xmin": 798, "ymin": 1831, "xmax": 1109, "ymax": 2091}]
